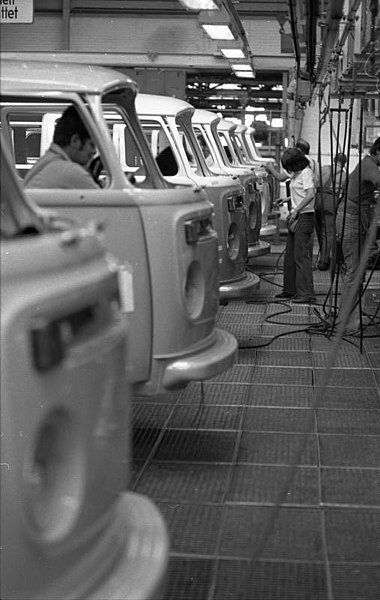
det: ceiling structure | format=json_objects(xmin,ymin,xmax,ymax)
[
  {"xmin": 32, "ymin": 0, "xmax": 296, "ymax": 116},
  {"xmin": 105, "ymin": 0, "xmax": 290, "ymax": 116},
  {"xmin": 4, "ymin": 1, "xmax": 380, "ymax": 119}
]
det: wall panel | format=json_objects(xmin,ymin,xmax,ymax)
[{"xmin": 1, "ymin": 16, "xmax": 64, "ymax": 51}]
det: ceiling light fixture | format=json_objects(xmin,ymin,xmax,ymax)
[
  {"xmin": 201, "ymin": 24, "xmax": 235, "ymax": 40},
  {"xmin": 230, "ymin": 63, "xmax": 252, "ymax": 71},
  {"xmin": 219, "ymin": 39, "xmax": 246, "ymax": 59},
  {"xmin": 198, "ymin": 7, "xmax": 237, "ymax": 40},
  {"xmin": 234, "ymin": 71, "xmax": 255, "ymax": 78},
  {"xmin": 178, "ymin": 0, "xmax": 219, "ymax": 9},
  {"xmin": 221, "ymin": 48, "xmax": 246, "ymax": 59}
]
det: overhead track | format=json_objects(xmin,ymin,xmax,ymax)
[{"xmin": 316, "ymin": 0, "xmax": 355, "ymax": 83}]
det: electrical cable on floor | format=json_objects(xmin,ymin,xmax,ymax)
[
  {"xmin": 188, "ymin": 380, "xmax": 206, "ymax": 429},
  {"xmin": 243, "ymin": 157, "xmax": 380, "ymax": 593}
]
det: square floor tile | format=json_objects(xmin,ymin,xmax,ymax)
[
  {"xmin": 153, "ymin": 430, "xmax": 238, "ymax": 463},
  {"xmin": 321, "ymin": 468, "xmax": 380, "ymax": 506},
  {"xmin": 157, "ymin": 502, "xmax": 223, "ymax": 556},
  {"xmin": 312, "ymin": 351, "xmax": 371, "ymax": 369},
  {"xmin": 178, "ymin": 382, "xmax": 250, "ymax": 406},
  {"xmin": 252, "ymin": 336, "xmax": 311, "ymax": 351},
  {"xmin": 212, "ymin": 365, "xmax": 257, "ymax": 384},
  {"xmin": 367, "ymin": 352, "xmax": 380, "ymax": 368},
  {"xmin": 232, "ymin": 366, "xmax": 313, "ymax": 386},
  {"xmin": 134, "ymin": 462, "xmax": 232, "ymax": 503},
  {"xmin": 132, "ymin": 426, "xmax": 164, "ymax": 460},
  {"xmin": 227, "ymin": 464, "xmax": 319, "ymax": 506},
  {"xmin": 167, "ymin": 405, "xmax": 243, "ymax": 430},
  {"xmin": 212, "ymin": 559, "xmax": 328, "ymax": 600},
  {"xmin": 325, "ymin": 508, "xmax": 380, "ymax": 562},
  {"xmin": 165, "ymin": 557, "xmax": 216, "ymax": 600},
  {"xmin": 245, "ymin": 384, "xmax": 314, "ymax": 408},
  {"xmin": 317, "ymin": 409, "xmax": 380, "ymax": 435},
  {"xmin": 132, "ymin": 402, "xmax": 175, "ymax": 429},
  {"xmin": 364, "ymin": 338, "xmax": 380, "ymax": 352},
  {"xmin": 246, "ymin": 350, "xmax": 313, "ymax": 367},
  {"xmin": 219, "ymin": 506, "xmax": 324, "ymax": 561},
  {"xmin": 314, "ymin": 368, "xmax": 375, "ymax": 388},
  {"xmin": 242, "ymin": 407, "xmax": 316, "ymax": 433},
  {"xmin": 315, "ymin": 386, "xmax": 380, "ymax": 409},
  {"xmin": 319, "ymin": 434, "xmax": 380, "ymax": 468},
  {"xmin": 261, "ymin": 324, "xmax": 311, "ymax": 337},
  {"xmin": 237, "ymin": 432, "xmax": 317, "ymax": 466},
  {"xmin": 330, "ymin": 564, "xmax": 380, "ymax": 600}
]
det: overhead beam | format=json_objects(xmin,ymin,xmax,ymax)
[
  {"xmin": 2, "ymin": 51, "xmax": 294, "ymax": 71},
  {"xmin": 35, "ymin": 0, "xmax": 289, "ymax": 16},
  {"xmin": 187, "ymin": 90, "xmax": 283, "ymax": 98}
]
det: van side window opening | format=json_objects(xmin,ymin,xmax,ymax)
[
  {"xmin": 217, "ymin": 131, "xmax": 234, "ymax": 165},
  {"xmin": 193, "ymin": 127, "xmax": 215, "ymax": 169},
  {"xmin": 230, "ymin": 133, "xmax": 244, "ymax": 163},
  {"xmin": 234, "ymin": 135, "xmax": 248, "ymax": 163},
  {"xmin": 175, "ymin": 123, "xmax": 203, "ymax": 177},
  {"xmin": 3, "ymin": 105, "xmax": 111, "ymax": 189},
  {"xmin": 1, "ymin": 152, "xmax": 43, "ymax": 238},
  {"xmin": 140, "ymin": 120, "xmax": 179, "ymax": 177},
  {"xmin": 104, "ymin": 108, "xmax": 147, "ymax": 184}
]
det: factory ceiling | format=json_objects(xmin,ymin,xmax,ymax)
[{"xmin": 8, "ymin": 1, "xmax": 380, "ymax": 117}]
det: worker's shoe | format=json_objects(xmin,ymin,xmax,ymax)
[
  {"xmin": 317, "ymin": 262, "xmax": 330, "ymax": 271},
  {"xmin": 291, "ymin": 296, "xmax": 317, "ymax": 304},
  {"xmin": 275, "ymin": 291, "xmax": 296, "ymax": 299}
]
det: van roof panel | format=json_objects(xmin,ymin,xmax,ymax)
[
  {"xmin": 136, "ymin": 93, "xmax": 194, "ymax": 117},
  {"xmin": 193, "ymin": 109, "xmax": 220, "ymax": 125},
  {"xmin": 0, "ymin": 56, "xmax": 138, "ymax": 96},
  {"xmin": 218, "ymin": 119, "xmax": 237, "ymax": 132}
]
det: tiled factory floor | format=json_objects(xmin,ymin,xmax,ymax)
[{"xmin": 130, "ymin": 242, "xmax": 380, "ymax": 600}]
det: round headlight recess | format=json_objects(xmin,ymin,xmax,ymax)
[
  {"xmin": 227, "ymin": 222, "xmax": 240, "ymax": 261},
  {"xmin": 184, "ymin": 261, "xmax": 205, "ymax": 319},
  {"xmin": 248, "ymin": 201, "xmax": 259, "ymax": 231},
  {"xmin": 23, "ymin": 408, "xmax": 85, "ymax": 544}
]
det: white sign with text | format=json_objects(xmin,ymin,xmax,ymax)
[{"xmin": 0, "ymin": 0, "xmax": 34, "ymax": 24}]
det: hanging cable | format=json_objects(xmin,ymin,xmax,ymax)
[{"xmin": 357, "ymin": 100, "xmax": 365, "ymax": 350}]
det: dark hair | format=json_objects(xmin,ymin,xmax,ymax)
[
  {"xmin": 295, "ymin": 138, "xmax": 310, "ymax": 155},
  {"xmin": 281, "ymin": 147, "xmax": 310, "ymax": 172},
  {"xmin": 334, "ymin": 152, "xmax": 346, "ymax": 166},
  {"xmin": 370, "ymin": 137, "xmax": 380, "ymax": 156},
  {"xmin": 53, "ymin": 105, "xmax": 92, "ymax": 147}
]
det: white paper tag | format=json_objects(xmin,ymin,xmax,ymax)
[{"xmin": 117, "ymin": 263, "xmax": 134, "ymax": 313}]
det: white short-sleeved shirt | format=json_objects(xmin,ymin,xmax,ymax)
[{"xmin": 289, "ymin": 167, "xmax": 315, "ymax": 213}]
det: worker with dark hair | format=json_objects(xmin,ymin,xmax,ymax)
[
  {"xmin": 315, "ymin": 152, "xmax": 347, "ymax": 270},
  {"xmin": 295, "ymin": 138, "xmax": 318, "ymax": 184},
  {"xmin": 24, "ymin": 105, "xmax": 99, "ymax": 189},
  {"xmin": 294, "ymin": 138, "xmax": 310, "ymax": 155},
  {"xmin": 155, "ymin": 144, "xmax": 178, "ymax": 176},
  {"xmin": 268, "ymin": 147, "xmax": 316, "ymax": 303},
  {"xmin": 335, "ymin": 137, "xmax": 380, "ymax": 332}
]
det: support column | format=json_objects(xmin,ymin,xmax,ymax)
[{"xmin": 62, "ymin": 0, "xmax": 71, "ymax": 51}]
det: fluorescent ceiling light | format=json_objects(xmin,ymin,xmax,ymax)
[
  {"xmin": 219, "ymin": 83, "xmax": 240, "ymax": 90},
  {"xmin": 234, "ymin": 71, "xmax": 255, "ymax": 78},
  {"xmin": 231, "ymin": 63, "xmax": 252, "ymax": 71},
  {"xmin": 221, "ymin": 48, "xmax": 246, "ymax": 59},
  {"xmin": 201, "ymin": 24, "xmax": 235, "ymax": 40},
  {"xmin": 179, "ymin": 0, "xmax": 219, "ymax": 8}
]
